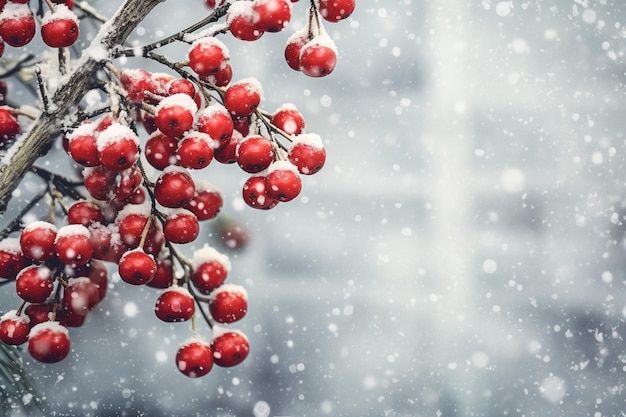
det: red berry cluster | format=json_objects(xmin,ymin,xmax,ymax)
[
  {"xmin": 0, "ymin": 0, "xmax": 77, "ymax": 56},
  {"xmin": 0, "ymin": 0, "xmax": 354, "ymax": 379}
]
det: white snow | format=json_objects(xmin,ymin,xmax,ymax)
[
  {"xmin": 209, "ymin": 283, "xmax": 248, "ymax": 302},
  {"xmin": 29, "ymin": 321, "xmax": 69, "ymax": 338},
  {"xmin": 55, "ymin": 224, "xmax": 91, "ymax": 240},
  {"xmin": 42, "ymin": 4, "xmax": 78, "ymax": 25},
  {"xmin": 96, "ymin": 123, "xmax": 139, "ymax": 151},
  {"xmin": 191, "ymin": 244, "xmax": 231, "ymax": 271}
]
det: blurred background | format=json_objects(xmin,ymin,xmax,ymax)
[{"xmin": 2, "ymin": 0, "xmax": 626, "ymax": 415}]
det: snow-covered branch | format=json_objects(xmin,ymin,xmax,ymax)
[{"xmin": 0, "ymin": 0, "xmax": 168, "ymax": 215}]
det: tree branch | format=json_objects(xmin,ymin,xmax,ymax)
[{"xmin": 0, "ymin": 0, "xmax": 168, "ymax": 215}]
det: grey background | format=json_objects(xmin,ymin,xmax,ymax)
[{"xmin": 2, "ymin": 0, "xmax": 626, "ymax": 415}]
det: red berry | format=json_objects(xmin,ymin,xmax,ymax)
[
  {"xmin": 242, "ymin": 175, "xmax": 279, "ymax": 210},
  {"xmin": 145, "ymin": 131, "xmax": 178, "ymax": 170},
  {"xmin": 147, "ymin": 258, "xmax": 174, "ymax": 289},
  {"xmin": 154, "ymin": 167, "xmax": 196, "ymax": 208},
  {"xmin": 176, "ymin": 338, "xmax": 214, "ymax": 378},
  {"xmin": 209, "ymin": 284, "xmax": 248, "ymax": 323},
  {"xmin": 223, "ymin": 78, "xmax": 263, "ymax": 117},
  {"xmin": 54, "ymin": 224, "xmax": 93, "ymax": 267},
  {"xmin": 235, "ymin": 135, "xmax": 274, "ymax": 173},
  {"xmin": 213, "ymin": 130, "xmax": 243, "ymax": 164},
  {"xmin": 284, "ymin": 32, "xmax": 307, "ymax": 71},
  {"xmin": 0, "ymin": 238, "xmax": 27, "ymax": 280},
  {"xmin": 187, "ymin": 37, "xmax": 229, "ymax": 77},
  {"xmin": 196, "ymin": 103, "xmax": 234, "ymax": 146},
  {"xmin": 211, "ymin": 330, "xmax": 249, "ymax": 367},
  {"xmin": 96, "ymin": 123, "xmax": 139, "ymax": 172},
  {"xmin": 118, "ymin": 249, "xmax": 156, "ymax": 285},
  {"xmin": 67, "ymin": 201, "xmax": 103, "ymax": 226},
  {"xmin": 154, "ymin": 286, "xmax": 195, "ymax": 322},
  {"xmin": 116, "ymin": 210, "xmax": 149, "ymax": 247},
  {"xmin": 227, "ymin": 2, "xmax": 264, "ymax": 41},
  {"xmin": 299, "ymin": 37, "xmax": 338, "ymax": 77},
  {"xmin": 41, "ymin": 5, "xmax": 79, "ymax": 48},
  {"xmin": 272, "ymin": 104, "xmax": 305, "ymax": 135},
  {"xmin": 16, "ymin": 265, "xmax": 55, "ymax": 304},
  {"xmin": 66, "ymin": 123, "xmax": 100, "ymax": 167},
  {"xmin": 288, "ymin": 133, "xmax": 326, "ymax": 175},
  {"xmin": 201, "ymin": 62, "xmax": 233, "ymax": 87},
  {"xmin": 62, "ymin": 277, "xmax": 100, "ymax": 316},
  {"xmin": 20, "ymin": 221, "xmax": 57, "ymax": 262},
  {"xmin": 0, "ymin": 310, "xmax": 30, "ymax": 345},
  {"xmin": 184, "ymin": 183, "xmax": 223, "ymax": 221},
  {"xmin": 191, "ymin": 245, "xmax": 230, "ymax": 294},
  {"xmin": 120, "ymin": 68, "xmax": 159, "ymax": 103},
  {"xmin": 253, "ymin": 0, "xmax": 291, "ymax": 33},
  {"xmin": 0, "ymin": 107, "xmax": 20, "ymax": 144},
  {"xmin": 155, "ymin": 93, "xmax": 197, "ymax": 138},
  {"xmin": 265, "ymin": 161, "xmax": 302, "ymax": 202},
  {"xmin": 318, "ymin": 0, "xmax": 355, "ymax": 22},
  {"xmin": 28, "ymin": 321, "xmax": 70, "ymax": 363},
  {"xmin": 163, "ymin": 209, "xmax": 200, "ymax": 244},
  {"xmin": 82, "ymin": 165, "xmax": 114, "ymax": 201},
  {"xmin": 166, "ymin": 78, "xmax": 201, "ymax": 109},
  {"xmin": 0, "ymin": 4, "xmax": 36, "ymax": 47},
  {"xmin": 176, "ymin": 132, "xmax": 214, "ymax": 170}
]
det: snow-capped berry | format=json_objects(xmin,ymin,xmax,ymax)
[
  {"xmin": 20, "ymin": 221, "xmax": 57, "ymax": 262},
  {"xmin": 288, "ymin": 133, "xmax": 326, "ymax": 175},
  {"xmin": 163, "ymin": 209, "xmax": 200, "ymax": 244},
  {"xmin": 154, "ymin": 93, "xmax": 198, "ymax": 138},
  {"xmin": 176, "ymin": 132, "xmax": 214, "ymax": 170},
  {"xmin": 253, "ymin": 0, "xmax": 291, "ymax": 33},
  {"xmin": 66, "ymin": 123, "xmax": 100, "ymax": 167},
  {"xmin": 27, "ymin": 321, "xmax": 70, "ymax": 364},
  {"xmin": 67, "ymin": 201, "xmax": 103, "ymax": 226},
  {"xmin": 154, "ymin": 286, "xmax": 195, "ymax": 322},
  {"xmin": 227, "ymin": 1, "xmax": 263, "ymax": 41},
  {"xmin": 196, "ymin": 103, "xmax": 234, "ymax": 146},
  {"xmin": 191, "ymin": 245, "xmax": 231, "ymax": 294},
  {"xmin": 299, "ymin": 36, "xmax": 338, "ymax": 77},
  {"xmin": 176, "ymin": 338, "xmax": 214, "ymax": 378},
  {"xmin": 41, "ymin": 5, "xmax": 79, "ymax": 48},
  {"xmin": 187, "ymin": 37, "xmax": 229, "ymax": 77},
  {"xmin": 154, "ymin": 167, "xmax": 196, "ymax": 208},
  {"xmin": 0, "ymin": 238, "xmax": 27, "ymax": 280},
  {"xmin": 96, "ymin": 123, "xmax": 139, "ymax": 172},
  {"xmin": 16, "ymin": 265, "xmax": 55, "ymax": 304},
  {"xmin": 118, "ymin": 249, "xmax": 156, "ymax": 285},
  {"xmin": 284, "ymin": 30, "xmax": 308, "ymax": 71},
  {"xmin": 223, "ymin": 78, "xmax": 263, "ymax": 117},
  {"xmin": 54, "ymin": 224, "xmax": 94, "ymax": 267},
  {"xmin": 209, "ymin": 284, "xmax": 248, "ymax": 323},
  {"xmin": 0, "ymin": 3, "xmax": 36, "ymax": 47},
  {"xmin": 235, "ymin": 135, "xmax": 274, "ymax": 173},
  {"xmin": 0, "ymin": 310, "xmax": 30, "ymax": 345},
  {"xmin": 265, "ymin": 161, "xmax": 302, "ymax": 202},
  {"xmin": 271, "ymin": 103, "xmax": 305, "ymax": 135},
  {"xmin": 120, "ymin": 68, "xmax": 158, "ymax": 103},
  {"xmin": 211, "ymin": 329, "xmax": 249, "ymax": 367}
]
